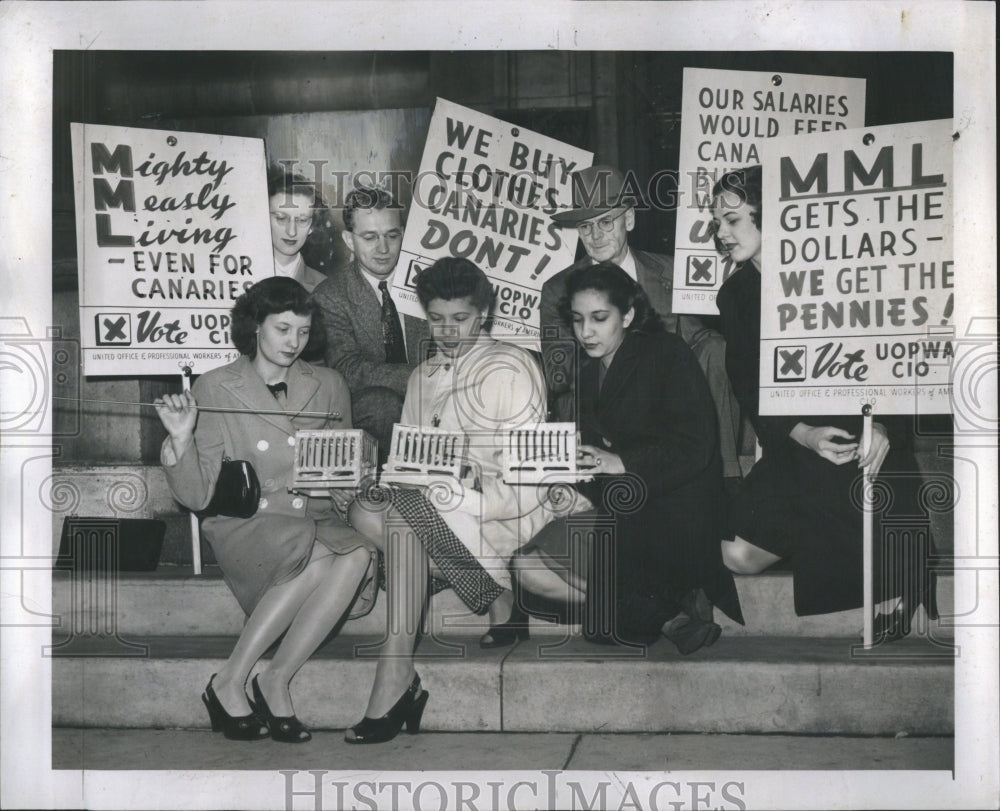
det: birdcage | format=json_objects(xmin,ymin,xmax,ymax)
[
  {"xmin": 502, "ymin": 422, "xmax": 593, "ymax": 483},
  {"xmin": 380, "ymin": 424, "xmax": 468, "ymax": 485},
  {"xmin": 290, "ymin": 429, "xmax": 378, "ymax": 491}
]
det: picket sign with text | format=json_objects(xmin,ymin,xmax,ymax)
[
  {"xmin": 393, "ymin": 98, "xmax": 593, "ymax": 346},
  {"xmin": 672, "ymin": 68, "xmax": 866, "ymax": 315},
  {"xmin": 758, "ymin": 118, "xmax": 954, "ymax": 417},
  {"xmin": 71, "ymin": 124, "xmax": 273, "ymax": 376}
]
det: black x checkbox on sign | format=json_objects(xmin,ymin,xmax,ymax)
[
  {"xmin": 404, "ymin": 258, "xmax": 430, "ymax": 289},
  {"xmin": 95, "ymin": 313, "xmax": 132, "ymax": 346},
  {"xmin": 685, "ymin": 254, "xmax": 717, "ymax": 286},
  {"xmin": 774, "ymin": 345, "xmax": 806, "ymax": 382}
]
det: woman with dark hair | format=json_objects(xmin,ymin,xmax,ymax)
[
  {"xmin": 154, "ymin": 276, "xmax": 376, "ymax": 742},
  {"xmin": 513, "ymin": 263, "xmax": 743, "ymax": 652},
  {"xmin": 712, "ymin": 166, "xmax": 935, "ymax": 634},
  {"xmin": 344, "ymin": 257, "xmax": 555, "ymax": 743}
]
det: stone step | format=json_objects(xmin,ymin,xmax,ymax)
[
  {"xmin": 50, "ymin": 565, "xmax": 955, "ymax": 639},
  {"xmin": 50, "ymin": 634, "xmax": 954, "ymax": 735}
]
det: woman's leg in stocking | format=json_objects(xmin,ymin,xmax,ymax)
[
  {"xmin": 212, "ymin": 545, "xmax": 364, "ymax": 716},
  {"xmin": 255, "ymin": 546, "xmax": 372, "ymax": 716},
  {"xmin": 348, "ymin": 500, "xmax": 429, "ymax": 721},
  {"xmin": 511, "ymin": 548, "xmax": 586, "ymax": 603}
]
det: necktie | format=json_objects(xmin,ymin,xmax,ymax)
[
  {"xmin": 379, "ymin": 281, "xmax": 407, "ymax": 364},
  {"xmin": 266, "ymin": 381, "xmax": 287, "ymax": 398}
]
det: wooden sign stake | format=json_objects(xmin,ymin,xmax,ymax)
[
  {"xmin": 181, "ymin": 366, "xmax": 203, "ymax": 575},
  {"xmin": 861, "ymin": 402, "xmax": 874, "ymax": 649}
]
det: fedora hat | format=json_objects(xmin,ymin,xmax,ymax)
[{"xmin": 550, "ymin": 164, "xmax": 642, "ymax": 225}]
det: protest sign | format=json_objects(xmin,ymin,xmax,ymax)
[
  {"xmin": 393, "ymin": 98, "xmax": 592, "ymax": 344},
  {"xmin": 758, "ymin": 118, "xmax": 954, "ymax": 415},
  {"xmin": 673, "ymin": 68, "xmax": 866, "ymax": 314},
  {"xmin": 71, "ymin": 124, "xmax": 273, "ymax": 375}
]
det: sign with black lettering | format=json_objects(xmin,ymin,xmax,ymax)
[
  {"xmin": 673, "ymin": 68, "xmax": 866, "ymax": 314},
  {"xmin": 758, "ymin": 119, "xmax": 954, "ymax": 415},
  {"xmin": 71, "ymin": 124, "xmax": 272, "ymax": 375},
  {"xmin": 393, "ymin": 98, "xmax": 592, "ymax": 344}
]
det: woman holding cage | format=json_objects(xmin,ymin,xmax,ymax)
[
  {"xmin": 512, "ymin": 263, "xmax": 743, "ymax": 652},
  {"xmin": 154, "ymin": 276, "xmax": 377, "ymax": 743},
  {"xmin": 345, "ymin": 257, "xmax": 555, "ymax": 744}
]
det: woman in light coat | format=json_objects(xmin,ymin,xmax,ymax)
[{"xmin": 344, "ymin": 257, "xmax": 554, "ymax": 743}]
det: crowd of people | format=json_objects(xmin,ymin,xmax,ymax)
[{"xmin": 154, "ymin": 163, "xmax": 936, "ymax": 745}]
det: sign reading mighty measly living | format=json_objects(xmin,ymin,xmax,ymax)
[
  {"xmin": 673, "ymin": 68, "xmax": 866, "ymax": 314},
  {"xmin": 393, "ymin": 98, "xmax": 593, "ymax": 344},
  {"xmin": 71, "ymin": 124, "xmax": 273, "ymax": 376},
  {"xmin": 758, "ymin": 119, "xmax": 954, "ymax": 415}
]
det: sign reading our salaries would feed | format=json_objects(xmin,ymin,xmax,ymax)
[
  {"xmin": 393, "ymin": 98, "xmax": 593, "ymax": 345},
  {"xmin": 71, "ymin": 124, "xmax": 273, "ymax": 376},
  {"xmin": 673, "ymin": 68, "xmax": 866, "ymax": 314},
  {"xmin": 758, "ymin": 119, "xmax": 954, "ymax": 416}
]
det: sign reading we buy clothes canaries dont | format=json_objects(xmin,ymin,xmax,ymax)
[
  {"xmin": 758, "ymin": 119, "xmax": 954, "ymax": 416},
  {"xmin": 393, "ymin": 99, "xmax": 593, "ymax": 345},
  {"xmin": 71, "ymin": 124, "xmax": 273, "ymax": 376}
]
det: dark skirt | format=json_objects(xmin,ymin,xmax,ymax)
[
  {"xmin": 731, "ymin": 442, "xmax": 938, "ymax": 617},
  {"xmin": 523, "ymin": 476, "xmax": 744, "ymax": 645}
]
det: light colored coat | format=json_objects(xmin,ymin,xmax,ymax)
[
  {"xmin": 399, "ymin": 337, "xmax": 557, "ymax": 589},
  {"xmin": 160, "ymin": 355, "xmax": 375, "ymax": 616}
]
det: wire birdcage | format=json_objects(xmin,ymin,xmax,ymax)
[
  {"xmin": 502, "ymin": 422, "xmax": 593, "ymax": 483},
  {"xmin": 380, "ymin": 424, "xmax": 468, "ymax": 485},
  {"xmin": 290, "ymin": 429, "xmax": 378, "ymax": 491}
]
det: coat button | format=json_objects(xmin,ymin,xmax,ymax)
[
  {"xmin": 257, "ymin": 439, "xmax": 269, "ymax": 452},
  {"xmin": 291, "ymin": 497, "xmax": 304, "ymax": 509},
  {"xmin": 287, "ymin": 436, "xmax": 296, "ymax": 446},
  {"xmin": 259, "ymin": 497, "xmax": 269, "ymax": 510}
]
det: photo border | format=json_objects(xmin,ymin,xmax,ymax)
[{"xmin": 2, "ymin": 2, "xmax": 996, "ymax": 809}]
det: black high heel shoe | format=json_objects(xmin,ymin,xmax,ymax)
[
  {"xmin": 250, "ymin": 675, "xmax": 312, "ymax": 743},
  {"xmin": 663, "ymin": 617, "xmax": 722, "ymax": 654},
  {"xmin": 202, "ymin": 674, "xmax": 269, "ymax": 741},
  {"xmin": 480, "ymin": 597, "xmax": 530, "ymax": 649},
  {"xmin": 663, "ymin": 590, "xmax": 722, "ymax": 655},
  {"xmin": 345, "ymin": 674, "xmax": 429, "ymax": 744}
]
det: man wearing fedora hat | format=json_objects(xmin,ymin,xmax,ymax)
[{"xmin": 541, "ymin": 164, "xmax": 743, "ymax": 485}]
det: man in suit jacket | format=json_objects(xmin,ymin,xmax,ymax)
[
  {"xmin": 540, "ymin": 164, "xmax": 743, "ymax": 484},
  {"xmin": 267, "ymin": 165, "xmax": 328, "ymax": 293},
  {"xmin": 312, "ymin": 187, "xmax": 431, "ymax": 462}
]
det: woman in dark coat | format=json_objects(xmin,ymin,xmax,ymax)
[
  {"xmin": 514, "ymin": 263, "xmax": 743, "ymax": 651},
  {"xmin": 154, "ymin": 277, "xmax": 376, "ymax": 742},
  {"xmin": 712, "ymin": 166, "xmax": 936, "ymax": 633}
]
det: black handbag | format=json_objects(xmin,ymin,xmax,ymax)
[{"xmin": 198, "ymin": 458, "xmax": 260, "ymax": 519}]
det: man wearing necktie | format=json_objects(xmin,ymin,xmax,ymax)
[{"xmin": 312, "ymin": 187, "xmax": 431, "ymax": 463}]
